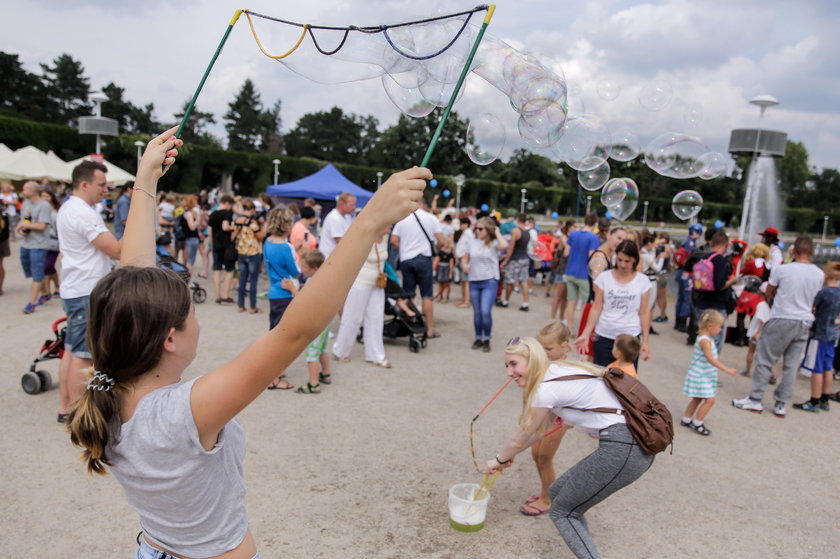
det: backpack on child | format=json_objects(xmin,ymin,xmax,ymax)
[
  {"xmin": 691, "ymin": 253, "xmax": 717, "ymax": 291},
  {"xmin": 545, "ymin": 367, "xmax": 674, "ymax": 455}
]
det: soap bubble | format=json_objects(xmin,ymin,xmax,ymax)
[
  {"xmin": 442, "ymin": 189, "xmax": 451, "ymax": 198},
  {"xmin": 697, "ymin": 152, "xmax": 728, "ymax": 180},
  {"xmin": 429, "ymin": 179, "xmax": 438, "ymax": 187},
  {"xmin": 601, "ymin": 178, "xmax": 628, "ymax": 207},
  {"xmin": 517, "ymin": 101, "xmax": 567, "ymax": 148},
  {"xmin": 465, "ymin": 113, "xmax": 505, "ymax": 166},
  {"xmin": 596, "ymin": 79, "xmax": 620, "ymax": 101},
  {"xmin": 551, "ymin": 211, "xmax": 559, "ymax": 219},
  {"xmin": 419, "ymin": 75, "xmax": 464, "ymax": 108},
  {"xmin": 644, "ymin": 132, "xmax": 709, "ymax": 179},
  {"xmin": 605, "ymin": 178, "xmax": 639, "ymax": 221},
  {"xmin": 578, "ymin": 158, "xmax": 611, "ymax": 191},
  {"xmin": 553, "ymin": 114, "xmax": 612, "ymax": 171},
  {"xmin": 683, "ymin": 102, "xmax": 703, "ymax": 127},
  {"xmin": 671, "ymin": 190, "xmax": 703, "ymax": 221},
  {"xmin": 639, "ymin": 80, "xmax": 673, "ymax": 111},
  {"xmin": 609, "ymin": 129, "xmax": 640, "ymax": 162},
  {"xmin": 381, "ymin": 74, "xmax": 436, "ymax": 118},
  {"xmin": 514, "ymin": 76, "xmax": 567, "ymax": 116}
]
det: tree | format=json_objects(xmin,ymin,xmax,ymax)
[
  {"xmin": 261, "ymin": 99, "xmax": 284, "ymax": 155},
  {"xmin": 376, "ymin": 111, "xmax": 471, "ymax": 174},
  {"xmin": 0, "ymin": 52, "xmax": 47, "ymax": 121},
  {"xmin": 40, "ymin": 53, "xmax": 92, "ymax": 126},
  {"xmin": 285, "ymin": 107, "xmax": 379, "ymax": 164},
  {"xmin": 223, "ymin": 79, "xmax": 279, "ymax": 152},
  {"xmin": 175, "ymin": 100, "xmax": 221, "ymax": 148},
  {"xmin": 778, "ymin": 140, "xmax": 811, "ymax": 205},
  {"xmin": 502, "ymin": 149, "xmax": 565, "ymax": 186}
]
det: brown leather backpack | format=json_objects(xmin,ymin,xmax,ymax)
[{"xmin": 545, "ymin": 367, "xmax": 674, "ymax": 455}]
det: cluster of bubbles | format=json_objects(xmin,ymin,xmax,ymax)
[{"xmin": 643, "ymin": 133, "xmax": 726, "ymax": 180}]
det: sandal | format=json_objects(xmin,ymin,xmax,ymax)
[
  {"xmin": 519, "ymin": 502, "xmax": 548, "ymax": 516},
  {"xmin": 679, "ymin": 419, "xmax": 693, "ymax": 428},
  {"xmin": 267, "ymin": 379, "xmax": 294, "ymax": 390},
  {"xmin": 296, "ymin": 382, "xmax": 321, "ymax": 394},
  {"xmin": 368, "ymin": 360, "xmax": 392, "ymax": 369},
  {"xmin": 319, "ymin": 372, "xmax": 332, "ymax": 385},
  {"xmin": 331, "ymin": 354, "xmax": 350, "ymax": 362},
  {"xmin": 690, "ymin": 422, "xmax": 711, "ymax": 436},
  {"xmin": 248, "ymin": 307, "xmax": 262, "ymax": 314},
  {"xmin": 524, "ymin": 494, "xmax": 540, "ymax": 504}
]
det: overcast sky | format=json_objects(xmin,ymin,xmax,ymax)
[{"xmin": 5, "ymin": 0, "xmax": 839, "ymax": 173}]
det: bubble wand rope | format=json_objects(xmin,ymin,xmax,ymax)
[
  {"xmin": 420, "ymin": 4, "xmax": 496, "ymax": 168},
  {"xmin": 469, "ymin": 375, "xmax": 513, "ymax": 473}
]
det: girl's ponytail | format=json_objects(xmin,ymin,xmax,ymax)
[{"xmin": 67, "ymin": 369, "xmax": 126, "ymax": 475}]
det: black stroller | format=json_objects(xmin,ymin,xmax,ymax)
[
  {"xmin": 382, "ymin": 269, "xmax": 428, "ymax": 353},
  {"xmin": 155, "ymin": 241, "xmax": 207, "ymax": 304},
  {"xmin": 22, "ymin": 316, "xmax": 65, "ymax": 394}
]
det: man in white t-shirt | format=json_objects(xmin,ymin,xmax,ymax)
[
  {"xmin": 733, "ymin": 235, "xmax": 824, "ymax": 417},
  {"xmin": 391, "ymin": 200, "xmax": 446, "ymax": 337},
  {"xmin": 55, "ymin": 160, "xmax": 121, "ymax": 423},
  {"xmin": 318, "ymin": 193, "xmax": 355, "ymax": 259}
]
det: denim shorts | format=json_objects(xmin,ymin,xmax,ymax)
[
  {"xmin": 20, "ymin": 247, "xmax": 47, "ymax": 281},
  {"xmin": 401, "ymin": 255, "xmax": 434, "ymax": 299},
  {"xmin": 135, "ymin": 537, "xmax": 260, "ymax": 559},
  {"xmin": 62, "ymin": 295, "xmax": 91, "ymax": 358},
  {"xmin": 185, "ymin": 237, "xmax": 200, "ymax": 266}
]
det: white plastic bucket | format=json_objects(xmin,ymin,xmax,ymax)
[{"xmin": 448, "ymin": 483, "xmax": 490, "ymax": 532}]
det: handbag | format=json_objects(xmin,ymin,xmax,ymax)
[{"xmin": 374, "ymin": 244, "xmax": 387, "ymax": 288}]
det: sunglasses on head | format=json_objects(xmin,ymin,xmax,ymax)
[{"xmin": 507, "ymin": 336, "xmax": 521, "ymax": 346}]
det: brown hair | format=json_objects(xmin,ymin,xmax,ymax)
[
  {"xmin": 823, "ymin": 261, "xmax": 840, "ymax": 283},
  {"xmin": 584, "ymin": 212, "xmax": 597, "ymax": 227},
  {"xmin": 711, "ymin": 229, "xmax": 729, "ymax": 247},
  {"xmin": 181, "ymin": 194, "xmax": 198, "ymax": 210},
  {"xmin": 266, "ymin": 206, "xmax": 294, "ymax": 237},
  {"xmin": 476, "ymin": 216, "xmax": 497, "ymax": 247},
  {"xmin": 242, "ymin": 200, "xmax": 255, "ymax": 212},
  {"xmin": 67, "ymin": 267, "xmax": 191, "ymax": 475},
  {"xmin": 300, "ymin": 249, "xmax": 325, "ymax": 270},
  {"xmin": 613, "ymin": 334, "xmax": 640, "ymax": 364},
  {"xmin": 219, "ymin": 194, "xmax": 235, "ymax": 205},
  {"xmin": 615, "ymin": 239, "xmax": 640, "ymax": 266},
  {"xmin": 71, "ymin": 160, "xmax": 108, "ymax": 189},
  {"xmin": 793, "ymin": 235, "xmax": 814, "ymax": 257}
]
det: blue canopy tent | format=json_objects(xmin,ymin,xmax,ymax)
[{"xmin": 265, "ymin": 164, "xmax": 373, "ymax": 208}]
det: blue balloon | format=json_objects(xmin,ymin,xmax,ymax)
[
  {"xmin": 835, "ymin": 237, "xmax": 840, "ymax": 248},
  {"xmin": 605, "ymin": 210, "xmax": 614, "ymax": 220},
  {"xmin": 429, "ymin": 179, "xmax": 438, "ymax": 188},
  {"xmin": 480, "ymin": 203, "xmax": 489, "ymax": 211},
  {"xmin": 551, "ymin": 212, "xmax": 559, "ymax": 219},
  {"xmin": 778, "ymin": 241, "xmax": 785, "ymax": 249},
  {"xmin": 442, "ymin": 189, "xmax": 451, "ymax": 198},
  {"xmin": 714, "ymin": 220, "xmax": 724, "ymax": 229}
]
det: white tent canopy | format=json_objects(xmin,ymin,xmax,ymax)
[
  {"xmin": 64, "ymin": 156, "xmax": 135, "ymax": 185},
  {"xmin": 0, "ymin": 143, "xmax": 23, "ymax": 180},
  {"xmin": 0, "ymin": 145, "xmax": 66, "ymax": 181}
]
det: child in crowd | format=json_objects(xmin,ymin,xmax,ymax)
[
  {"xmin": 740, "ymin": 283, "xmax": 771, "ymax": 380},
  {"xmin": 794, "ymin": 262, "xmax": 840, "ymax": 412},
  {"xmin": 433, "ymin": 238, "xmax": 454, "ymax": 303},
  {"xmin": 520, "ymin": 321, "xmax": 573, "ymax": 516},
  {"xmin": 681, "ymin": 309, "xmax": 738, "ymax": 435},
  {"xmin": 609, "ymin": 334, "xmax": 640, "ymax": 378},
  {"xmin": 281, "ymin": 250, "xmax": 331, "ymax": 394},
  {"xmin": 264, "ymin": 206, "xmax": 299, "ymax": 390}
]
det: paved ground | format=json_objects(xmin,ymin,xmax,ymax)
[{"xmin": 1, "ymin": 255, "xmax": 837, "ymax": 558}]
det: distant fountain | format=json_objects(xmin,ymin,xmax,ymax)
[{"xmin": 745, "ymin": 155, "xmax": 784, "ymax": 243}]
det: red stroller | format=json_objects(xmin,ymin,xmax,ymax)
[{"xmin": 22, "ymin": 316, "xmax": 66, "ymax": 394}]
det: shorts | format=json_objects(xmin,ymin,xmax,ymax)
[
  {"xmin": 553, "ymin": 272, "xmax": 566, "ymax": 284},
  {"xmin": 269, "ymin": 297, "xmax": 293, "ymax": 330},
  {"xmin": 814, "ymin": 340, "xmax": 836, "ymax": 373},
  {"xmin": 528, "ymin": 259, "xmax": 536, "ymax": 278},
  {"xmin": 62, "ymin": 295, "xmax": 91, "ymax": 358},
  {"xmin": 0, "ymin": 238, "xmax": 9, "ymax": 258},
  {"xmin": 135, "ymin": 537, "xmax": 260, "ymax": 559},
  {"xmin": 564, "ymin": 275, "xmax": 590, "ymax": 302},
  {"xmin": 20, "ymin": 247, "xmax": 47, "ymax": 281},
  {"xmin": 44, "ymin": 250, "xmax": 59, "ymax": 275},
  {"xmin": 656, "ymin": 274, "xmax": 669, "ymax": 289},
  {"xmin": 213, "ymin": 248, "xmax": 236, "ymax": 272},
  {"xmin": 401, "ymin": 255, "xmax": 434, "ymax": 299},
  {"xmin": 305, "ymin": 328, "xmax": 330, "ymax": 362},
  {"xmin": 504, "ymin": 258, "xmax": 530, "ymax": 284}
]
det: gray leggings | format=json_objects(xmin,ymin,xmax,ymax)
[{"xmin": 548, "ymin": 423, "xmax": 654, "ymax": 559}]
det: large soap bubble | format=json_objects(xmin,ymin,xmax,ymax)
[
  {"xmin": 517, "ymin": 101, "xmax": 567, "ymax": 148},
  {"xmin": 683, "ymin": 102, "xmax": 703, "ymax": 127},
  {"xmin": 672, "ymin": 190, "xmax": 704, "ymax": 221},
  {"xmin": 601, "ymin": 178, "xmax": 628, "ymax": 207},
  {"xmin": 553, "ymin": 114, "xmax": 612, "ymax": 171},
  {"xmin": 639, "ymin": 80, "xmax": 673, "ymax": 111},
  {"xmin": 643, "ymin": 132, "xmax": 709, "ymax": 179},
  {"xmin": 605, "ymin": 178, "xmax": 639, "ymax": 221},
  {"xmin": 609, "ymin": 129, "xmax": 640, "ymax": 162},
  {"xmin": 596, "ymin": 79, "xmax": 620, "ymax": 101},
  {"xmin": 381, "ymin": 74, "xmax": 436, "ymax": 118},
  {"xmin": 697, "ymin": 152, "xmax": 728, "ymax": 180},
  {"xmin": 465, "ymin": 113, "xmax": 505, "ymax": 166},
  {"xmin": 578, "ymin": 158, "xmax": 611, "ymax": 191},
  {"xmin": 419, "ymin": 75, "xmax": 465, "ymax": 108}
]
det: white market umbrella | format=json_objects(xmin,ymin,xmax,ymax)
[
  {"xmin": 1, "ymin": 145, "xmax": 69, "ymax": 181},
  {"xmin": 64, "ymin": 156, "xmax": 135, "ymax": 186}
]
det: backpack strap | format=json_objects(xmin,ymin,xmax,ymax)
[{"xmin": 542, "ymin": 374, "xmax": 624, "ymax": 415}]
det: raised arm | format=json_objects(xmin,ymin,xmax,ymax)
[
  {"xmin": 191, "ymin": 167, "xmax": 431, "ymax": 445},
  {"xmin": 121, "ymin": 127, "xmax": 182, "ymax": 268}
]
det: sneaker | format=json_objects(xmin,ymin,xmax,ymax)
[
  {"xmin": 793, "ymin": 401, "xmax": 819, "ymax": 413},
  {"xmin": 481, "ymin": 340, "xmax": 491, "ymax": 353},
  {"xmin": 22, "ymin": 302, "xmax": 36, "ymax": 314},
  {"xmin": 653, "ymin": 316, "xmax": 668, "ymax": 323},
  {"xmin": 472, "ymin": 339, "xmax": 483, "ymax": 350},
  {"xmin": 739, "ymin": 370, "xmax": 751, "ymax": 377},
  {"xmin": 519, "ymin": 304, "xmax": 529, "ymax": 312},
  {"xmin": 773, "ymin": 401, "xmax": 787, "ymax": 418},
  {"xmin": 37, "ymin": 293, "xmax": 52, "ymax": 306},
  {"xmin": 819, "ymin": 400, "xmax": 830, "ymax": 411},
  {"xmin": 732, "ymin": 396, "xmax": 763, "ymax": 413}
]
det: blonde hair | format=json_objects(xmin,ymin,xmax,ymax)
[
  {"xmin": 477, "ymin": 217, "xmax": 497, "ymax": 247},
  {"xmin": 536, "ymin": 320, "xmax": 572, "ymax": 357},
  {"xmin": 699, "ymin": 309, "xmax": 724, "ymax": 332},
  {"xmin": 266, "ymin": 206, "xmax": 294, "ymax": 237},
  {"xmin": 745, "ymin": 242, "xmax": 770, "ymax": 261}
]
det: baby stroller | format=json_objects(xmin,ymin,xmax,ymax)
[
  {"xmin": 155, "ymin": 241, "xmax": 207, "ymax": 304},
  {"xmin": 22, "ymin": 316, "xmax": 65, "ymax": 394},
  {"xmin": 382, "ymin": 263, "xmax": 428, "ymax": 353}
]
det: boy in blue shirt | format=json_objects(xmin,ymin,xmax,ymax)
[
  {"xmin": 264, "ymin": 207, "xmax": 299, "ymax": 390},
  {"xmin": 562, "ymin": 212, "xmax": 600, "ymax": 327}
]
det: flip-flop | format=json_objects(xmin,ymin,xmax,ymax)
[
  {"xmin": 519, "ymin": 503, "xmax": 548, "ymax": 516},
  {"xmin": 426, "ymin": 332, "xmax": 441, "ymax": 339},
  {"xmin": 524, "ymin": 494, "xmax": 540, "ymax": 504},
  {"xmin": 267, "ymin": 380, "xmax": 294, "ymax": 390}
]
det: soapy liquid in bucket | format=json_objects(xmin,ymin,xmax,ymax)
[{"xmin": 449, "ymin": 483, "xmax": 490, "ymax": 532}]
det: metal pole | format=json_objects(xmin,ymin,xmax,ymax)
[
  {"xmin": 823, "ymin": 216, "xmax": 829, "ymax": 242},
  {"xmin": 586, "ymin": 196, "xmax": 592, "ymax": 215},
  {"xmin": 738, "ymin": 109, "xmax": 769, "ymax": 245},
  {"xmin": 520, "ymin": 189, "xmax": 526, "ymax": 214},
  {"xmin": 642, "ymin": 201, "xmax": 649, "ymax": 227},
  {"xmin": 456, "ymin": 185, "xmax": 461, "ymax": 213},
  {"xmin": 376, "ymin": 171, "xmax": 383, "ymax": 189},
  {"xmin": 576, "ymin": 187, "xmax": 582, "ymax": 217}
]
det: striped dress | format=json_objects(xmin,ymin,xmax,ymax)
[{"xmin": 683, "ymin": 335, "xmax": 719, "ymax": 398}]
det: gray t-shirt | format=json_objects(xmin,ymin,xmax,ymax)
[
  {"xmin": 109, "ymin": 378, "xmax": 248, "ymax": 557},
  {"xmin": 20, "ymin": 198, "xmax": 52, "ymax": 250}
]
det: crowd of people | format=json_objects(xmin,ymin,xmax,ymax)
[{"xmin": 4, "ymin": 140, "xmax": 840, "ymax": 558}]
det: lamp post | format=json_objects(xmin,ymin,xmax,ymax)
[
  {"xmin": 738, "ymin": 94, "xmax": 779, "ymax": 246},
  {"xmin": 133, "ymin": 140, "xmax": 145, "ymax": 172},
  {"xmin": 272, "ymin": 159, "xmax": 281, "ymax": 185},
  {"xmin": 453, "ymin": 174, "xmax": 466, "ymax": 212},
  {"xmin": 822, "ymin": 215, "xmax": 829, "ymax": 242},
  {"xmin": 89, "ymin": 91, "xmax": 109, "ymax": 154},
  {"xmin": 586, "ymin": 195, "xmax": 592, "ymax": 215},
  {"xmin": 642, "ymin": 201, "xmax": 649, "ymax": 227},
  {"xmin": 376, "ymin": 171, "xmax": 383, "ymax": 189},
  {"xmin": 520, "ymin": 188, "xmax": 527, "ymax": 214}
]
